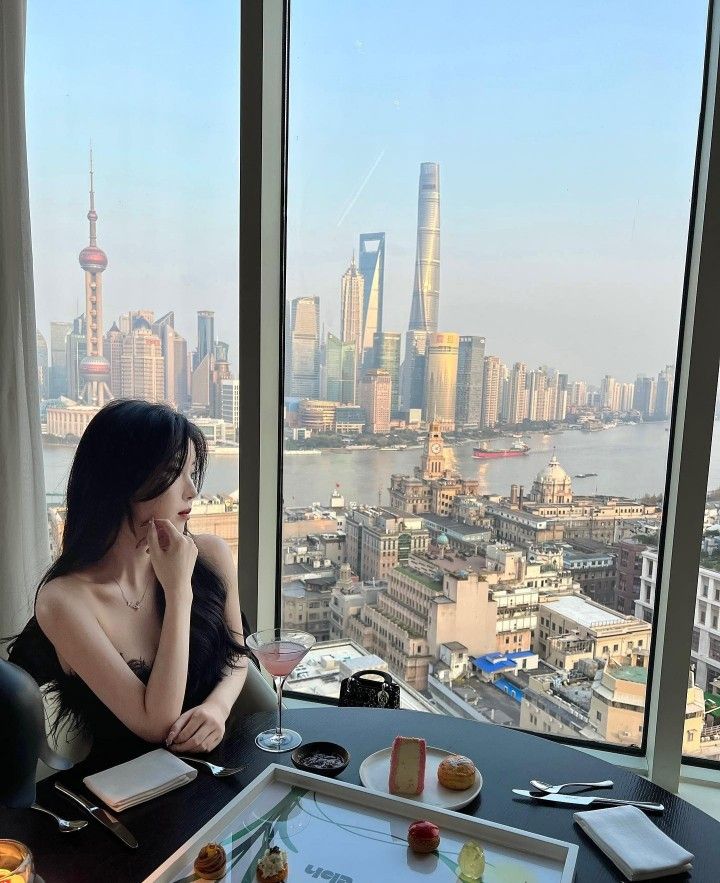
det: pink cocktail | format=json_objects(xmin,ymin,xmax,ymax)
[{"xmin": 246, "ymin": 629, "xmax": 316, "ymax": 752}]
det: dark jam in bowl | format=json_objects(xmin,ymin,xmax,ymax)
[{"xmin": 302, "ymin": 751, "xmax": 344, "ymax": 770}]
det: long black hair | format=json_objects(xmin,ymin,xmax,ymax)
[{"xmin": 8, "ymin": 399, "xmax": 246, "ymax": 738}]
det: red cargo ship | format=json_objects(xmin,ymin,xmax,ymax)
[{"xmin": 473, "ymin": 442, "xmax": 530, "ymax": 459}]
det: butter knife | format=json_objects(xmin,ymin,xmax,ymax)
[
  {"xmin": 512, "ymin": 789, "xmax": 664, "ymax": 813},
  {"xmin": 55, "ymin": 782, "xmax": 138, "ymax": 848}
]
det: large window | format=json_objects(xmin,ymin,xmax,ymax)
[
  {"xmin": 279, "ymin": 0, "xmax": 709, "ymax": 753},
  {"xmin": 28, "ymin": 1, "xmax": 240, "ymax": 559}
]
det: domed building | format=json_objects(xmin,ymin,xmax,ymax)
[{"xmin": 531, "ymin": 455, "xmax": 573, "ymax": 505}]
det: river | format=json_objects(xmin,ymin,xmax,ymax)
[{"xmin": 42, "ymin": 420, "xmax": 720, "ymax": 510}]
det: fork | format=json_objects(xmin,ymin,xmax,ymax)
[
  {"xmin": 529, "ymin": 778, "xmax": 613, "ymax": 794},
  {"xmin": 30, "ymin": 803, "xmax": 88, "ymax": 832},
  {"xmin": 176, "ymin": 756, "xmax": 245, "ymax": 777}
]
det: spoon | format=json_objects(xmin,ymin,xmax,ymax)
[
  {"xmin": 176, "ymin": 756, "xmax": 245, "ymax": 777},
  {"xmin": 31, "ymin": 803, "xmax": 88, "ymax": 832},
  {"xmin": 529, "ymin": 778, "xmax": 613, "ymax": 795}
]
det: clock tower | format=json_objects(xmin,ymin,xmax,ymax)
[{"xmin": 420, "ymin": 420, "xmax": 445, "ymax": 478}]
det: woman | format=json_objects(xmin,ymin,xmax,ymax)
[{"xmin": 10, "ymin": 399, "xmax": 248, "ymax": 755}]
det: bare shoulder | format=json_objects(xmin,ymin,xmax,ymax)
[
  {"xmin": 36, "ymin": 574, "xmax": 94, "ymax": 630},
  {"xmin": 193, "ymin": 533, "xmax": 233, "ymax": 563}
]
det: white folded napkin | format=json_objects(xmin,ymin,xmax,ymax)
[
  {"xmin": 83, "ymin": 748, "xmax": 197, "ymax": 812},
  {"xmin": 574, "ymin": 805, "xmax": 693, "ymax": 881}
]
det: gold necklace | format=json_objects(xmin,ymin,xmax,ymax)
[{"xmin": 113, "ymin": 575, "xmax": 153, "ymax": 611}]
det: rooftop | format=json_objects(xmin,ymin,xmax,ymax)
[
  {"xmin": 394, "ymin": 564, "xmax": 443, "ymax": 592},
  {"xmin": 542, "ymin": 595, "xmax": 626, "ymax": 629},
  {"xmin": 612, "ymin": 665, "xmax": 648, "ymax": 685}
]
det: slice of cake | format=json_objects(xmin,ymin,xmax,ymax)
[{"xmin": 388, "ymin": 736, "xmax": 426, "ymax": 795}]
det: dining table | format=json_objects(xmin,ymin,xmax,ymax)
[{"xmin": 2, "ymin": 706, "xmax": 719, "ymax": 881}]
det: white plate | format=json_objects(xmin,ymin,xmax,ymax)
[{"xmin": 359, "ymin": 746, "xmax": 483, "ymax": 810}]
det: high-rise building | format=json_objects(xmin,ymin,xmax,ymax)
[
  {"xmin": 104, "ymin": 321, "xmax": 123, "ymax": 397},
  {"xmin": 340, "ymin": 256, "xmax": 364, "ymax": 364},
  {"xmin": 358, "ymin": 233, "xmax": 385, "ymax": 364},
  {"xmin": 325, "ymin": 332, "xmax": 357, "ymax": 404},
  {"xmin": 408, "ymin": 163, "xmax": 440, "ymax": 334},
  {"xmin": 619, "ymin": 382, "xmax": 635, "ymax": 414},
  {"xmin": 499, "ymin": 362, "xmax": 511, "ymax": 424},
  {"xmin": 289, "ymin": 296, "xmax": 320, "ymax": 398},
  {"xmin": 359, "ymin": 369, "xmax": 392, "ymax": 434},
  {"xmin": 372, "ymin": 332, "xmax": 401, "ymax": 416},
  {"xmin": 601, "ymin": 376, "xmax": 616, "ymax": 410},
  {"xmin": 77, "ymin": 151, "xmax": 113, "ymax": 406},
  {"xmin": 400, "ymin": 330, "xmax": 427, "ymax": 412},
  {"xmin": 65, "ymin": 314, "xmax": 87, "ymax": 401},
  {"xmin": 49, "ymin": 321, "xmax": 72, "ymax": 398},
  {"xmin": 36, "ymin": 330, "xmax": 49, "ymax": 399},
  {"xmin": 424, "ymin": 332, "xmax": 459, "ymax": 431},
  {"xmin": 633, "ymin": 375, "xmax": 657, "ymax": 418},
  {"xmin": 211, "ymin": 358, "xmax": 233, "ymax": 419},
  {"xmin": 555, "ymin": 373, "xmax": 569, "ymax": 421},
  {"xmin": 570, "ymin": 380, "xmax": 587, "ymax": 409},
  {"xmin": 119, "ymin": 316, "xmax": 165, "ymax": 402},
  {"xmin": 195, "ymin": 311, "xmax": 215, "ymax": 370},
  {"xmin": 509, "ymin": 362, "xmax": 527, "ymax": 426},
  {"xmin": 481, "ymin": 356, "xmax": 501, "ymax": 429},
  {"xmin": 152, "ymin": 312, "xmax": 177, "ymax": 407},
  {"xmin": 191, "ymin": 352, "xmax": 213, "ymax": 413},
  {"xmin": 221, "ymin": 379, "xmax": 240, "ymax": 429},
  {"xmin": 455, "ymin": 336, "xmax": 485, "ymax": 428},
  {"xmin": 215, "ymin": 341, "xmax": 230, "ymax": 363},
  {"xmin": 173, "ymin": 333, "xmax": 190, "ymax": 411},
  {"xmin": 654, "ymin": 365, "xmax": 675, "ymax": 419}
]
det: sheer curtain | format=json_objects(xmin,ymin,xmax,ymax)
[{"xmin": 0, "ymin": 0, "xmax": 50, "ymax": 642}]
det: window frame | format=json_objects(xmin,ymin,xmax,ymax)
[{"xmin": 240, "ymin": 0, "xmax": 720, "ymax": 792}]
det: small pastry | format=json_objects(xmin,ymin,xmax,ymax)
[
  {"xmin": 437, "ymin": 754, "xmax": 476, "ymax": 790},
  {"xmin": 194, "ymin": 842, "xmax": 227, "ymax": 880},
  {"xmin": 408, "ymin": 819, "xmax": 441, "ymax": 854},
  {"xmin": 256, "ymin": 846, "xmax": 289, "ymax": 883},
  {"xmin": 389, "ymin": 735, "xmax": 426, "ymax": 795}
]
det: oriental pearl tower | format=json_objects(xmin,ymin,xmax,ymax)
[{"xmin": 78, "ymin": 150, "xmax": 113, "ymax": 406}]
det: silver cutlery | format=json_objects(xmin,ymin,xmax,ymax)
[
  {"xmin": 530, "ymin": 778, "xmax": 613, "ymax": 794},
  {"xmin": 31, "ymin": 802, "xmax": 88, "ymax": 832},
  {"xmin": 512, "ymin": 789, "xmax": 664, "ymax": 813},
  {"xmin": 176, "ymin": 756, "xmax": 245, "ymax": 777},
  {"xmin": 55, "ymin": 782, "xmax": 138, "ymax": 848}
]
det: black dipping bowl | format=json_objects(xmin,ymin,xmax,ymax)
[{"xmin": 291, "ymin": 741, "xmax": 350, "ymax": 777}]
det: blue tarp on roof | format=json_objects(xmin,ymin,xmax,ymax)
[{"xmin": 471, "ymin": 652, "xmax": 517, "ymax": 674}]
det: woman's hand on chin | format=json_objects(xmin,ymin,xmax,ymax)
[{"xmin": 164, "ymin": 701, "xmax": 226, "ymax": 753}]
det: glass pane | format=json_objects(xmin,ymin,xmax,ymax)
[
  {"xmin": 675, "ymin": 395, "xmax": 720, "ymax": 763},
  {"xmin": 282, "ymin": 0, "xmax": 707, "ymax": 747},
  {"xmin": 28, "ymin": 1, "xmax": 240, "ymax": 562}
]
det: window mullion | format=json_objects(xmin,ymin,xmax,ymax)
[{"xmin": 646, "ymin": 0, "xmax": 720, "ymax": 791}]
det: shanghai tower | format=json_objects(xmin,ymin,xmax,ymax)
[
  {"xmin": 408, "ymin": 162, "xmax": 440, "ymax": 333},
  {"xmin": 401, "ymin": 162, "xmax": 440, "ymax": 410}
]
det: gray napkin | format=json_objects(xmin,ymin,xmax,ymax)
[
  {"xmin": 83, "ymin": 748, "xmax": 197, "ymax": 811},
  {"xmin": 574, "ymin": 805, "xmax": 693, "ymax": 881}
]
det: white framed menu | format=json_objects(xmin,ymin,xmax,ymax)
[{"xmin": 144, "ymin": 764, "xmax": 577, "ymax": 882}]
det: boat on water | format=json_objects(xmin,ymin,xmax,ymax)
[
  {"xmin": 574, "ymin": 472, "xmax": 598, "ymax": 478},
  {"xmin": 473, "ymin": 442, "xmax": 530, "ymax": 459}
]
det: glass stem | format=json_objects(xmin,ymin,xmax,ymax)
[{"xmin": 275, "ymin": 676, "xmax": 285, "ymax": 737}]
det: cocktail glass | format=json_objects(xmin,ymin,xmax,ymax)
[{"xmin": 246, "ymin": 629, "xmax": 316, "ymax": 752}]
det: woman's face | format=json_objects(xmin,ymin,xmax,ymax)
[{"xmin": 132, "ymin": 440, "xmax": 198, "ymax": 535}]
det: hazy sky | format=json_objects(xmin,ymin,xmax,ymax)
[
  {"xmin": 26, "ymin": 2, "xmax": 708, "ymax": 387},
  {"xmin": 286, "ymin": 1, "xmax": 708, "ymax": 384},
  {"xmin": 26, "ymin": 1, "xmax": 239, "ymax": 372}
]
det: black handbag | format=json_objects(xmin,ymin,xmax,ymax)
[{"xmin": 338, "ymin": 669, "xmax": 400, "ymax": 709}]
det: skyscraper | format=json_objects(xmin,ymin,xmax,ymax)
[
  {"xmin": 509, "ymin": 362, "xmax": 527, "ymax": 426},
  {"xmin": 655, "ymin": 365, "xmax": 675, "ymax": 419},
  {"xmin": 325, "ymin": 332, "xmax": 357, "ymax": 404},
  {"xmin": 152, "ymin": 311, "xmax": 177, "ymax": 407},
  {"xmin": 424, "ymin": 332, "xmax": 459, "ymax": 430},
  {"xmin": 340, "ymin": 256, "xmax": 364, "ymax": 363},
  {"xmin": 481, "ymin": 356, "xmax": 501, "ymax": 429},
  {"xmin": 36, "ymin": 330, "xmax": 49, "ymax": 399},
  {"xmin": 358, "ymin": 233, "xmax": 385, "ymax": 364},
  {"xmin": 359, "ymin": 369, "xmax": 392, "ymax": 434},
  {"xmin": 65, "ymin": 314, "xmax": 87, "ymax": 402},
  {"xmin": 408, "ymin": 163, "xmax": 440, "ymax": 334},
  {"xmin": 173, "ymin": 332, "xmax": 190, "ymax": 410},
  {"xmin": 633, "ymin": 375, "xmax": 657, "ymax": 418},
  {"xmin": 455, "ymin": 336, "xmax": 485, "ymax": 428},
  {"xmin": 195, "ymin": 311, "xmax": 215, "ymax": 370},
  {"xmin": 119, "ymin": 316, "xmax": 165, "ymax": 402},
  {"xmin": 77, "ymin": 151, "xmax": 113, "ymax": 406},
  {"xmin": 372, "ymin": 331, "xmax": 401, "ymax": 416},
  {"xmin": 289, "ymin": 296, "xmax": 320, "ymax": 398},
  {"xmin": 49, "ymin": 321, "xmax": 72, "ymax": 397},
  {"xmin": 403, "ymin": 162, "xmax": 440, "ymax": 412}
]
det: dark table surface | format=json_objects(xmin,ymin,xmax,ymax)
[{"xmin": 2, "ymin": 707, "xmax": 718, "ymax": 882}]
